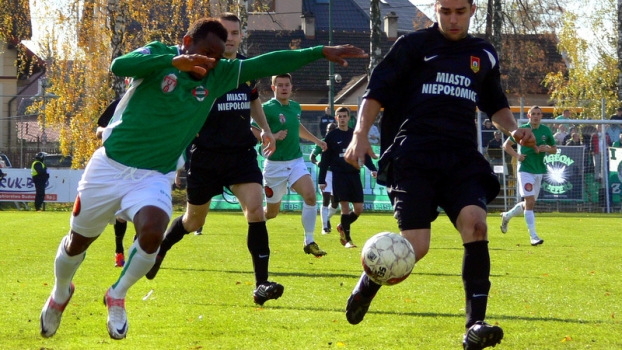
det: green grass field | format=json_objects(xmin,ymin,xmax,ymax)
[{"xmin": 0, "ymin": 210, "xmax": 620, "ymax": 349}]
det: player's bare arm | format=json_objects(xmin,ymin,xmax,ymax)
[
  {"xmin": 491, "ymin": 107, "xmax": 536, "ymax": 149},
  {"xmin": 503, "ymin": 137, "xmax": 525, "ymax": 161},
  {"xmin": 172, "ymin": 55, "xmax": 217, "ymax": 77},
  {"xmin": 250, "ymin": 99, "xmax": 276, "ymax": 157},
  {"xmin": 345, "ymin": 98, "xmax": 380, "ymax": 169},
  {"xmin": 322, "ymin": 45, "xmax": 368, "ymax": 67},
  {"xmin": 299, "ymin": 124, "xmax": 327, "ymax": 151}
]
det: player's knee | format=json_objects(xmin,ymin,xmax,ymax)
[
  {"xmin": 135, "ymin": 223, "xmax": 167, "ymax": 253},
  {"xmin": 245, "ymin": 205, "xmax": 265, "ymax": 222},
  {"xmin": 472, "ymin": 221, "xmax": 488, "ymax": 241},
  {"xmin": 264, "ymin": 208, "xmax": 278, "ymax": 220},
  {"xmin": 303, "ymin": 194, "xmax": 316, "ymax": 206}
]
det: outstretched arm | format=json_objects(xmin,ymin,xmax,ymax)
[{"xmin": 239, "ymin": 45, "xmax": 367, "ymax": 83}]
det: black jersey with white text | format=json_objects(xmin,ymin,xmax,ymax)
[
  {"xmin": 192, "ymin": 53, "xmax": 259, "ymax": 153},
  {"xmin": 364, "ymin": 23, "xmax": 509, "ymax": 155},
  {"xmin": 318, "ymin": 127, "xmax": 377, "ymax": 185}
]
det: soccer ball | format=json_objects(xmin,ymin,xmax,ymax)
[{"xmin": 361, "ymin": 232, "xmax": 416, "ymax": 286}]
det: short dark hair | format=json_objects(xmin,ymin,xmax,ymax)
[
  {"xmin": 272, "ymin": 73, "xmax": 292, "ymax": 85},
  {"xmin": 335, "ymin": 106, "xmax": 351, "ymax": 114},
  {"xmin": 528, "ymin": 105, "xmax": 542, "ymax": 114},
  {"xmin": 186, "ymin": 18, "xmax": 228, "ymax": 44},
  {"xmin": 617, "ymin": 107, "xmax": 622, "ymax": 113},
  {"xmin": 219, "ymin": 12, "xmax": 241, "ymax": 25}
]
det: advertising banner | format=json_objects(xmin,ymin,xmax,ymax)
[
  {"xmin": 0, "ymin": 145, "xmax": 394, "ymax": 211},
  {"xmin": 539, "ymin": 146, "xmax": 585, "ymax": 201}
]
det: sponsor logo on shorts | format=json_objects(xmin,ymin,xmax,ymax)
[
  {"xmin": 161, "ymin": 74, "xmax": 177, "ymax": 93},
  {"xmin": 192, "ymin": 86, "xmax": 208, "ymax": 101},
  {"xmin": 265, "ymin": 186, "xmax": 274, "ymax": 198},
  {"xmin": 73, "ymin": 195, "xmax": 81, "ymax": 216},
  {"xmin": 524, "ymin": 183, "xmax": 533, "ymax": 192}
]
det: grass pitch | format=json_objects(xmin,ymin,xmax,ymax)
[{"xmin": 0, "ymin": 210, "xmax": 620, "ymax": 349}]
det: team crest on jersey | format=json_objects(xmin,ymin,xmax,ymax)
[
  {"xmin": 279, "ymin": 114, "xmax": 286, "ymax": 124},
  {"xmin": 470, "ymin": 56, "xmax": 480, "ymax": 73},
  {"xmin": 192, "ymin": 86, "xmax": 208, "ymax": 101},
  {"xmin": 161, "ymin": 74, "xmax": 178, "ymax": 93},
  {"xmin": 524, "ymin": 183, "xmax": 533, "ymax": 192}
]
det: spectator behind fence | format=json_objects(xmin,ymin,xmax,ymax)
[
  {"xmin": 591, "ymin": 125, "xmax": 610, "ymax": 181},
  {"xmin": 555, "ymin": 109, "xmax": 571, "ymax": 130},
  {"xmin": 481, "ymin": 118, "xmax": 496, "ymax": 146},
  {"xmin": 368, "ymin": 122, "xmax": 380, "ymax": 145},
  {"xmin": 486, "ymin": 131, "xmax": 503, "ymax": 164},
  {"xmin": 565, "ymin": 132, "xmax": 582, "ymax": 146},
  {"xmin": 563, "ymin": 126, "xmax": 577, "ymax": 144},
  {"xmin": 612, "ymin": 132, "xmax": 622, "ymax": 147},
  {"xmin": 554, "ymin": 124, "xmax": 568, "ymax": 145},
  {"xmin": 606, "ymin": 113, "xmax": 621, "ymax": 145},
  {"xmin": 610, "ymin": 107, "xmax": 622, "ymax": 120},
  {"xmin": 319, "ymin": 106, "xmax": 334, "ymax": 138}
]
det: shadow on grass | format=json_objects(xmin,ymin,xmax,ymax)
[
  {"xmin": 156, "ymin": 267, "xmax": 523, "ymax": 279},
  {"xmin": 185, "ymin": 300, "xmax": 617, "ymax": 326}
]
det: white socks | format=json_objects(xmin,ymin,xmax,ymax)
[
  {"xmin": 108, "ymin": 240, "xmax": 158, "ymax": 299},
  {"xmin": 506, "ymin": 201, "xmax": 525, "ymax": 219},
  {"xmin": 52, "ymin": 235, "xmax": 85, "ymax": 303},
  {"xmin": 524, "ymin": 210, "xmax": 538, "ymax": 238},
  {"xmin": 302, "ymin": 203, "xmax": 317, "ymax": 245},
  {"xmin": 328, "ymin": 206, "xmax": 338, "ymax": 219},
  {"xmin": 320, "ymin": 206, "xmax": 329, "ymax": 229}
]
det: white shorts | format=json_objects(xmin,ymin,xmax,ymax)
[
  {"xmin": 263, "ymin": 157, "xmax": 310, "ymax": 204},
  {"xmin": 70, "ymin": 148, "xmax": 175, "ymax": 238},
  {"xmin": 517, "ymin": 172, "xmax": 543, "ymax": 198},
  {"xmin": 324, "ymin": 170, "xmax": 333, "ymax": 194}
]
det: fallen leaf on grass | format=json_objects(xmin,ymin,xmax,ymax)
[{"xmin": 560, "ymin": 336, "xmax": 572, "ymax": 342}]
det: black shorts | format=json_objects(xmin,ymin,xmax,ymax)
[
  {"xmin": 388, "ymin": 149, "xmax": 499, "ymax": 230},
  {"xmin": 332, "ymin": 171, "xmax": 364, "ymax": 203},
  {"xmin": 186, "ymin": 147, "xmax": 263, "ymax": 205}
]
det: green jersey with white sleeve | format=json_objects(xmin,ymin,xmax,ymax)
[{"xmin": 105, "ymin": 42, "xmax": 324, "ymax": 173}]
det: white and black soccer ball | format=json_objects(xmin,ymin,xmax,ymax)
[{"xmin": 361, "ymin": 232, "xmax": 416, "ymax": 286}]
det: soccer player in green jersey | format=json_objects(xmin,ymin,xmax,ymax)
[
  {"xmin": 39, "ymin": 17, "xmax": 366, "ymax": 340},
  {"xmin": 261, "ymin": 73, "xmax": 328, "ymax": 257},
  {"xmin": 501, "ymin": 106, "xmax": 557, "ymax": 245}
]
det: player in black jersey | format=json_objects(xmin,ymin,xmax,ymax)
[
  {"xmin": 343, "ymin": 0, "xmax": 537, "ymax": 349},
  {"xmin": 318, "ymin": 107, "xmax": 376, "ymax": 248},
  {"xmin": 144, "ymin": 13, "xmax": 284, "ymax": 306}
]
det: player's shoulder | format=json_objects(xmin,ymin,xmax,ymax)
[
  {"xmin": 394, "ymin": 25, "xmax": 434, "ymax": 49},
  {"xmin": 141, "ymin": 41, "xmax": 177, "ymax": 54},
  {"xmin": 263, "ymin": 98, "xmax": 279, "ymax": 107},
  {"xmin": 290, "ymin": 100, "xmax": 301, "ymax": 107}
]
